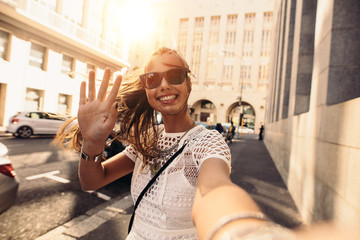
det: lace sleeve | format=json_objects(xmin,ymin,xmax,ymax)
[
  {"xmin": 123, "ymin": 144, "xmax": 138, "ymax": 162},
  {"xmin": 192, "ymin": 129, "xmax": 231, "ymax": 170}
]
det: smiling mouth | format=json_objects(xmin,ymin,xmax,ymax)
[{"xmin": 159, "ymin": 95, "xmax": 177, "ymax": 101}]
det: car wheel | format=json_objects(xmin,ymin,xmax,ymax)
[{"xmin": 17, "ymin": 126, "xmax": 33, "ymax": 138}]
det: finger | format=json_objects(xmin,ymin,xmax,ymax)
[
  {"xmin": 105, "ymin": 74, "xmax": 122, "ymax": 108},
  {"xmin": 105, "ymin": 101, "xmax": 119, "ymax": 129},
  {"xmin": 88, "ymin": 70, "xmax": 96, "ymax": 101},
  {"xmin": 97, "ymin": 68, "xmax": 111, "ymax": 101},
  {"xmin": 79, "ymin": 81, "xmax": 87, "ymax": 105}
]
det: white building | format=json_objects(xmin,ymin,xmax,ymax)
[
  {"xmin": 127, "ymin": 0, "xmax": 274, "ymax": 132},
  {"xmin": 0, "ymin": 0, "xmax": 128, "ymax": 126}
]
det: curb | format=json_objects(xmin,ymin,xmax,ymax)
[{"xmin": 36, "ymin": 194, "xmax": 134, "ymax": 240}]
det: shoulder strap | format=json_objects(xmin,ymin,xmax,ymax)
[{"xmin": 128, "ymin": 143, "xmax": 187, "ymax": 233}]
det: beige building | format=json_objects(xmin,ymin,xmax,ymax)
[
  {"xmin": 265, "ymin": 0, "xmax": 360, "ymax": 225},
  {"xmin": 127, "ymin": 0, "xmax": 274, "ymax": 132},
  {"xmin": 0, "ymin": 0, "xmax": 128, "ymax": 126}
]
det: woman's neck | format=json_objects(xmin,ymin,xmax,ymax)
[{"xmin": 162, "ymin": 114, "xmax": 195, "ymax": 133}]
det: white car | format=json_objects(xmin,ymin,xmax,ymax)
[
  {"xmin": 6, "ymin": 111, "xmax": 67, "ymax": 138},
  {"xmin": 238, "ymin": 126, "xmax": 254, "ymax": 134}
]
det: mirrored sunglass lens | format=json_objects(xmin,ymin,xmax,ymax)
[
  {"xmin": 146, "ymin": 73, "xmax": 161, "ymax": 88},
  {"xmin": 166, "ymin": 69, "xmax": 185, "ymax": 85}
]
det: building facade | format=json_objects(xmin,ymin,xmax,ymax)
[
  {"xmin": 266, "ymin": 0, "xmax": 360, "ymax": 225},
  {"xmin": 0, "ymin": 0, "xmax": 128, "ymax": 126},
  {"xmin": 127, "ymin": 0, "xmax": 274, "ymax": 132}
]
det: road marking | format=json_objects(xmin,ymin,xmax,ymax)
[
  {"xmin": 86, "ymin": 190, "xmax": 112, "ymax": 201},
  {"xmin": 6, "ymin": 143, "xmax": 26, "ymax": 147},
  {"xmin": 26, "ymin": 170, "xmax": 70, "ymax": 183}
]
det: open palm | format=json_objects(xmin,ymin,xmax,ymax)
[{"xmin": 78, "ymin": 68, "xmax": 122, "ymax": 147}]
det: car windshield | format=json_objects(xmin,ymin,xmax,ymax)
[
  {"xmin": 47, "ymin": 113, "xmax": 65, "ymax": 120},
  {"xmin": 11, "ymin": 113, "xmax": 21, "ymax": 118}
]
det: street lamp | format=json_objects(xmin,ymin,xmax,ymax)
[{"xmin": 238, "ymin": 65, "xmax": 246, "ymax": 138}]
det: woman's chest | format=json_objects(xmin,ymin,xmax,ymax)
[{"xmin": 132, "ymin": 155, "xmax": 199, "ymax": 209}]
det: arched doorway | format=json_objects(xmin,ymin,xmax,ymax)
[
  {"xmin": 226, "ymin": 102, "xmax": 256, "ymax": 129},
  {"xmin": 190, "ymin": 99, "xmax": 217, "ymax": 124}
]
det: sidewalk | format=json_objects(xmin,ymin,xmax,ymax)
[{"xmin": 36, "ymin": 134, "xmax": 303, "ymax": 240}]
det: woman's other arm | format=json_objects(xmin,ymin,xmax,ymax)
[{"xmin": 192, "ymin": 158, "xmax": 263, "ymax": 240}]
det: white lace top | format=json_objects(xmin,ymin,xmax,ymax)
[{"xmin": 123, "ymin": 125, "xmax": 231, "ymax": 240}]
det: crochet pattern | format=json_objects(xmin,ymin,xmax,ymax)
[{"xmin": 123, "ymin": 125, "xmax": 231, "ymax": 239}]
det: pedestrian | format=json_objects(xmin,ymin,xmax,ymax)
[
  {"xmin": 259, "ymin": 123, "xmax": 264, "ymax": 140},
  {"xmin": 215, "ymin": 123, "xmax": 224, "ymax": 134},
  {"xmin": 55, "ymin": 47, "xmax": 310, "ymax": 239},
  {"xmin": 226, "ymin": 121, "xmax": 235, "ymax": 143}
]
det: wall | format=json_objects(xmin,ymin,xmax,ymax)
[{"xmin": 265, "ymin": 0, "xmax": 360, "ymax": 225}]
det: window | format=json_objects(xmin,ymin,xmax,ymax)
[
  {"xmin": 240, "ymin": 65, "xmax": 252, "ymax": 89},
  {"xmin": 25, "ymin": 88, "xmax": 44, "ymax": 111},
  {"xmin": 201, "ymin": 100, "xmax": 215, "ymax": 110},
  {"xmin": 245, "ymin": 13, "xmax": 256, "ymax": 25},
  {"xmin": 222, "ymin": 65, "xmax": 234, "ymax": 81},
  {"xmin": 224, "ymin": 15, "xmax": 238, "ymax": 56},
  {"xmin": 178, "ymin": 18, "xmax": 189, "ymax": 57},
  {"xmin": 206, "ymin": 16, "xmax": 221, "ymax": 83},
  {"xmin": 227, "ymin": 14, "xmax": 238, "ymax": 25},
  {"xmin": 86, "ymin": 63, "xmax": 95, "ymax": 75},
  {"xmin": 191, "ymin": 18, "xmax": 204, "ymax": 78},
  {"xmin": 194, "ymin": 17, "xmax": 204, "ymax": 28},
  {"xmin": 36, "ymin": 0, "xmax": 57, "ymax": 11},
  {"xmin": 58, "ymin": 93, "xmax": 72, "ymax": 115},
  {"xmin": 242, "ymin": 13, "xmax": 256, "ymax": 58},
  {"xmin": 258, "ymin": 65, "xmax": 268, "ymax": 80},
  {"xmin": 61, "ymin": 54, "xmax": 74, "ymax": 77},
  {"xmin": 261, "ymin": 12, "xmax": 273, "ymax": 57},
  {"xmin": 225, "ymin": 31, "xmax": 236, "ymax": 45},
  {"xmin": 62, "ymin": 0, "xmax": 84, "ymax": 25},
  {"xmin": 205, "ymin": 51, "xmax": 217, "ymax": 82},
  {"xmin": 210, "ymin": 16, "xmax": 220, "ymax": 27},
  {"xmin": 0, "ymin": 30, "xmax": 9, "ymax": 60},
  {"xmin": 29, "ymin": 42, "xmax": 46, "ymax": 69}
]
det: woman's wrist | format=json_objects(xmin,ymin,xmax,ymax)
[
  {"xmin": 81, "ymin": 141, "xmax": 105, "ymax": 156},
  {"xmin": 208, "ymin": 212, "xmax": 297, "ymax": 240},
  {"xmin": 216, "ymin": 222, "xmax": 296, "ymax": 240},
  {"xmin": 207, "ymin": 212, "xmax": 267, "ymax": 240}
]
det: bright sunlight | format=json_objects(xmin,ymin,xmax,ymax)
[{"xmin": 120, "ymin": 0, "xmax": 156, "ymax": 44}]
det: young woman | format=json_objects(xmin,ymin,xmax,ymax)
[{"xmin": 56, "ymin": 48, "xmax": 296, "ymax": 239}]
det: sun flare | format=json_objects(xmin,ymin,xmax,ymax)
[{"xmin": 120, "ymin": 0, "xmax": 156, "ymax": 43}]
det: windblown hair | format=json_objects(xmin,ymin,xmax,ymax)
[{"xmin": 54, "ymin": 47, "xmax": 190, "ymax": 164}]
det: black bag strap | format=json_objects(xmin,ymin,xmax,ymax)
[{"xmin": 128, "ymin": 143, "xmax": 188, "ymax": 233}]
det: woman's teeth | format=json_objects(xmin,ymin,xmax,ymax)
[{"xmin": 159, "ymin": 95, "xmax": 176, "ymax": 101}]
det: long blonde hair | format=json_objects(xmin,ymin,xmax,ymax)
[{"xmin": 54, "ymin": 47, "xmax": 191, "ymax": 164}]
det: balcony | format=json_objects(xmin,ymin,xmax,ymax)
[{"xmin": 2, "ymin": 0, "xmax": 127, "ymax": 65}]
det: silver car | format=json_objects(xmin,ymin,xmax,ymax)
[
  {"xmin": 6, "ymin": 111, "xmax": 67, "ymax": 138},
  {"xmin": 0, "ymin": 142, "xmax": 19, "ymax": 213}
]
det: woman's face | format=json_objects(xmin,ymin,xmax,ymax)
[{"xmin": 144, "ymin": 53, "xmax": 190, "ymax": 116}]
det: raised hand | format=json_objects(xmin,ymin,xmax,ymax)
[{"xmin": 78, "ymin": 68, "xmax": 122, "ymax": 151}]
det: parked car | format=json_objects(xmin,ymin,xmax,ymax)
[
  {"xmin": 0, "ymin": 141, "xmax": 19, "ymax": 213},
  {"xmin": 195, "ymin": 122, "xmax": 216, "ymax": 130},
  {"xmin": 6, "ymin": 111, "xmax": 67, "ymax": 138},
  {"xmin": 238, "ymin": 126, "xmax": 254, "ymax": 134}
]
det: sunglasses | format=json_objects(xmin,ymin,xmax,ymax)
[{"xmin": 140, "ymin": 68, "xmax": 190, "ymax": 89}]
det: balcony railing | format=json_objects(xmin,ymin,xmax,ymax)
[{"xmin": 7, "ymin": 0, "xmax": 126, "ymax": 64}]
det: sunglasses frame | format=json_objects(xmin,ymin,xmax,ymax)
[{"xmin": 140, "ymin": 67, "xmax": 191, "ymax": 89}]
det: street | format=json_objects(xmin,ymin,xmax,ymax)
[
  {"xmin": 0, "ymin": 133, "xmax": 303, "ymax": 240},
  {"xmin": 0, "ymin": 135, "xmax": 131, "ymax": 240}
]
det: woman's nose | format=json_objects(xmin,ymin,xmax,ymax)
[{"xmin": 159, "ymin": 75, "xmax": 171, "ymax": 89}]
